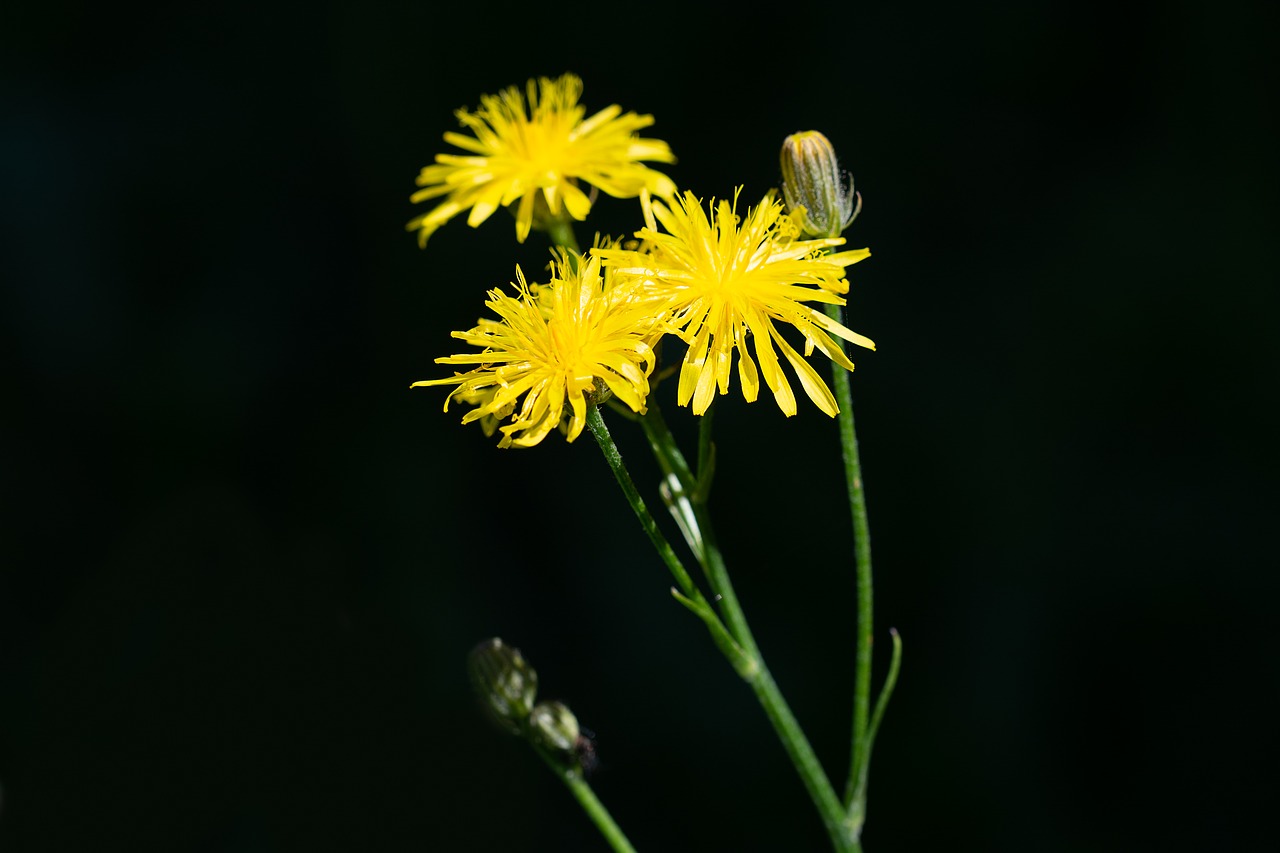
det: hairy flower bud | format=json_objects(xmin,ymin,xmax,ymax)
[
  {"xmin": 779, "ymin": 130, "xmax": 862, "ymax": 239},
  {"xmin": 468, "ymin": 637, "xmax": 538, "ymax": 734}
]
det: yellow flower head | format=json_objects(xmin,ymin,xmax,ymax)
[
  {"xmin": 407, "ymin": 73, "xmax": 677, "ymax": 247},
  {"xmin": 596, "ymin": 189, "xmax": 875, "ymax": 417},
  {"xmin": 414, "ymin": 251, "xmax": 658, "ymax": 448}
]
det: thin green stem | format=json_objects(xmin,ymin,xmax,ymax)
[
  {"xmin": 543, "ymin": 214, "xmax": 581, "ymax": 256},
  {"xmin": 587, "ymin": 405, "xmax": 695, "ymax": 595},
  {"xmin": 822, "ymin": 302, "xmax": 877, "ymax": 828},
  {"xmin": 534, "ymin": 746, "xmax": 637, "ymax": 853},
  {"xmin": 852, "ymin": 628, "xmax": 902, "ymax": 822},
  {"xmin": 696, "ymin": 404, "xmax": 714, "ymax": 478},
  {"xmin": 635, "ymin": 403, "xmax": 704, "ymax": 564},
  {"xmin": 586, "ymin": 405, "xmax": 752, "ymax": 675},
  {"xmin": 637, "ymin": 401, "xmax": 695, "ymax": 485},
  {"xmin": 695, "ymin": 502, "xmax": 852, "ymax": 853},
  {"xmin": 691, "ymin": 500, "xmax": 755, "ymax": 654},
  {"xmin": 639, "ymin": 404, "xmax": 853, "ymax": 853}
]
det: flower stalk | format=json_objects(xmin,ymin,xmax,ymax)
[
  {"xmin": 696, "ymin": 485, "xmax": 854, "ymax": 853},
  {"xmin": 469, "ymin": 638, "xmax": 638, "ymax": 852},
  {"xmin": 822, "ymin": 299, "xmax": 877, "ymax": 814},
  {"xmin": 541, "ymin": 213, "xmax": 580, "ymax": 256},
  {"xmin": 781, "ymin": 128, "xmax": 900, "ymax": 836},
  {"xmin": 534, "ymin": 744, "xmax": 637, "ymax": 853},
  {"xmin": 631, "ymin": 402, "xmax": 856, "ymax": 853},
  {"xmin": 585, "ymin": 405, "xmax": 753, "ymax": 677}
]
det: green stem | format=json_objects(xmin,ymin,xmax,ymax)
[
  {"xmin": 586, "ymin": 405, "xmax": 695, "ymax": 595},
  {"xmin": 637, "ymin": 401, "xmax": 695, "ymax": 485},
  {"xmin": 543, "ymin": 214, "xmax": 581, "ymax": 255},
  {"xmin": 696, "ymin": 499, "xmax": 853, "ymax": 853},
  {"xmin": 534, "ymin": 746, "xmax": 637, "ymax": 853},
  {"xmin": 640, "ymin": 403, "xmax": 854, "ymax": 853},
  {"xmin": 585, "ymin": 405, "xmax": 752, "ymax": 676},
  {"xmin": 855, "ymin": 629, "xmax": 903, "ymax": 818},
  {"xmin": 635, "ymin": 403, "xmax": 704, "ymax": 563},
  {"xmin": 696, "ymin": 403, "xmax": 714, "ymax": 479},
  {"xmin": 822, "ymin": 302, "xmax": 876, "ymax": 828}
]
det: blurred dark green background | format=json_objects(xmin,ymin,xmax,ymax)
[{"xmin": 3, "ymin": 1, "xmax": 1277, "ymax": 851}]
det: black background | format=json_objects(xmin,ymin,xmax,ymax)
[{"xmin": 3, "ymin": 1, "xmax": 1278, "ymax": 851}]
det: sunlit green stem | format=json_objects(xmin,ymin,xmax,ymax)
[
  {"xmin": 822, "ymin": 302, "xmax": 879, "ymax": 831},
  {"xmin": 533, "ymin": 745, "xmax": 637, "ymax": 853},
  {"xmin": 638, "ymin": 404, "xmax": 855, "ymax": 853}
]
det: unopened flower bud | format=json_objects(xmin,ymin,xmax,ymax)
[
  {"xmin": 528, "ymin": 700, "xmax": 599, "ymax": 775},
  {"xmin": 779, "ymin": 130, "xmax": 862, "ymax": 239},
  {"xmin": 528, "ymin": 700, "xmax": 580, "ymax": 753},
  {"xmin": 468, "ymin": 637, "xmax": 538, "ymax": 734}
]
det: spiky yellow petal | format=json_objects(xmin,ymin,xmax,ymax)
[
  {"xmin": 414, "ymin": 251, "xmax": 659, "ymax": 448},
  {"xmin": 595, "ymin": 189, "xmax": 874, "ymax": 416},
  {"xmin": 407, "ymin": 74, "xmax": 677, "ymax": 247}
]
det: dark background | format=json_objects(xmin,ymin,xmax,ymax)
[{"xmin": 3, "ymin": 1, "xmax": 1277, "ymax": 851}]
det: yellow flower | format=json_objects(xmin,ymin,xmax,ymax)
[
  {"xmin": 414, "ymin": 251, "xmax": 658, "ymax": 448},
  {"xmin": 596, "ymin": 189, "xmax": 874, "ymax": 417},
  {"xmin": 407, "ymin": 73, "xmax": 677, "ymax": 247},
  {"xmin": 447, "ymin": 385, "xmax": 513, "ymax": 439}
]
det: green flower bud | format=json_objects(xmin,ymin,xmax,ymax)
[
  {"xmin": 528, "ymin": 700, "xmax": 580, "ymax": 753},
  {"xmin": 468, "ymin": 638, "xmax": 538, "ymax": 734},
  {"xmin": 779, "ymin": 130, "xmax": 863, "ymax": 239},
  {"xmin": 528, "ymin": 700, "xmax": 598, "ymax": 775}
]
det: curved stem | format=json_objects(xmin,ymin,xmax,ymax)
[
  {"xmin": 534, "ymin": 745, "xmax": 637, "ymax": 853},
  {"xmin": 854, "ymin": 628, "xmax": 903, "ymax": 816}
]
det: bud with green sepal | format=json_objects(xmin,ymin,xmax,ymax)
[
  {"xmin": 528, "ymin": 700, "xmax": 579, "ymax": 752},
  {"xmin": 779, "ymin": 130, "xmax": 862, "ymax": 240},
  {"xmin": 467, "ymin": 637, "xmax": 539, "ymax": 734},
  {"xmin": 529, "ymin": 700, "xmax": 599, "ymax": 776}
]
